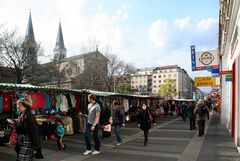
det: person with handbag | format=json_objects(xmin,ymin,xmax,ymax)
[
  {"xmin": 138, "ymin": 103, "xmax": 152, "ymax": 146},
  {"xmin": 15, "ymin": 96, "xmax": 43, "ymax": 161},
  {"xmin": 101, "ymin": 105, "xmax": 112, "ymax": 139}
]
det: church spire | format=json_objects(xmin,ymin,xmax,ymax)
[
  {"xmin": 26, "ymin": 11, "xmax": 35, "ymax": 41},
  {"xmin": 54, "ymin": 21, "xmax": 67, "ymax": 61}
]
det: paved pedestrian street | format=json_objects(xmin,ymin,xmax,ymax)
[{"xmin": 0, "ymin": 113, "xmax": 239, "ymax": 161}]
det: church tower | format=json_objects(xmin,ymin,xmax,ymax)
[
  {"xmin": 53, "ymin": 21, "xmax": 67, "ymax": 61},
  {"xmin": 25, "ymin": 11, "xmax": 38, "ymax": 64}
]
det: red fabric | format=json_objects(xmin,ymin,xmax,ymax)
[
  {"xmin": 29, "ymin": 92, "xmax": 46, "ymax": 109},
  {"xmin": 38, "ymin": 92, "xmax": 46, "ymax": 109},
  {"xmin": 51, "ymin": 92, "xmax": 57, "ymax": 107},
  {"xmin": 10, "ymin": 129, "xmax": 17, "ymax": 145},
  {"xmin": 2, "ymin": 92, "xmax": 11, "ymax": 111},
  {"xmin": 74, "ymin": 95, "xmax": 81, "ymax": 110}
]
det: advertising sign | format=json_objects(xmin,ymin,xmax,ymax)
[
  {"xmin": 191, "ymin": 46, "xmax": 219, "ymax": 71},
  {"xmin": 194, "ymin": 77, "xmax": 217, "ymax": 87}
]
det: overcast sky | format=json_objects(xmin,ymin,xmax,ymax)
[{"xmin": 0, "ymin": 0, "xmax": 218, "ymax": 91}]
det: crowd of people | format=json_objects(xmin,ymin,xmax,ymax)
[{"xmin": 7, "ymin": 93, "xmax": 214, "ymax": 160}]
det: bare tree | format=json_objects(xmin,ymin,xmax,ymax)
[{"xmin": 0, "ymin": 28, "xmax": 43, "ymax": 84}]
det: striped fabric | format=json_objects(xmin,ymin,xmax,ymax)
[{"xmin": 16, "ymin": 134, "xmax": 34, "ymax": 161}]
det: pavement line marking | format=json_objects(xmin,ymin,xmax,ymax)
[
  {"xmin": 109, "ymin": 148, "xmax": 181, "ymax": 159},
  {"xmin": 154, "ymin": 129, "xmax": 196, "ymax": 132},
  {"xmin": 136, "ymin": 136, "xmax": 191, "ymax": 141},
  {"xmin": 177, "ymin": 112, "xmax": 213, "ymax": 161},
  {"xmin": 120, "ymin": 117, "xmax": 180, "ymax": 144}
]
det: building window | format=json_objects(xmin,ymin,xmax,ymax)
[
  {"xmin": 174, "ymin": 74, "xmax": 177, "ymax": 77},
  {"xmin": 154, "ymin": 80, "xmax": 156, "ymax": 83},
  {"xmin": 169, "ymin": 74, "xmax": 171, "ymax": 77},
  {"xmin": 159, "ymin": 80, "xmax": 161, "ymax": 83},
  {"xmin": 154, "ymin": 76, "xmax": 156, "ymax": 78},
  {"xmin": 163, "ymin": 75, "xmax": 166, "ymax": 78},
  {"xmin": 132, "ymin": 81, "xmax": 134, "ymax": 84},
  {"xmin": 159, "ymin": 75, "xmax": 161, "ymax": 78},
  {"xmin": 154, "ymin": 90, "xmax": 156, "ymax": 93},
  {"xmin": 144, "ymin": 85, "xmax": 146, "ymax": 88},
  {"xmin": 170, "ymin": 69, "xmax": 172, "ymax": 72},
  {"xmin": 132, "ymin": 86, "xmax": 134, "ymax": 88}
]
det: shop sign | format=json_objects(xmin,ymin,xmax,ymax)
[
  {"xmin": 225, "ymin": 74, "xmax": 232, "ymax": 81},
  {"xmin": 194, "ymin": 77, "xmax": 217, "ymax": 87},
  {"xmin": 191, "ymin": 46, "xmax": 219, "ymax": 71},
  {"xmin": 219, "ymin": 70, "xmax": 232, "ymax": 75}
]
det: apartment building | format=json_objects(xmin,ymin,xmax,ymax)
[{"xmin": 131, "ymin": 65, "xmax": 193, "ymax": 98}]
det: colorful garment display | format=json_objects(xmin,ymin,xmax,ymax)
[
  {"xmin": 2, "ymin": 92, "xmax": 11, "ymax": 111},
  {"xmin": 60, "ymin": 94, "xmax": 68, "ymax": 112},
  {"xmin": 44, "ymin": 93, "xmax": 52, "ymax": 110},
  {"xmin": 0, "ymin": 96, "xmax": 2, "ymax": 112}
]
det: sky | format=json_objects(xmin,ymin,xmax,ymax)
[{"xmin": 0, "ymin": 0, "xmax": 219, "ymax": 92}]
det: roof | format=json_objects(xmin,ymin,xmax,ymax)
[
  {"xmin": 26, "ymin": 12, "xmax": 35, "ymax": 41},
  {"xmin": 154, "ymin": 65, "xmax": 179, "ymax": 70},
  {"xmin": 62, "ymin": 51, "xmax": 108, "ymax": 62},
  {"xmin": 54, "ymin": 22, "xmax": 66, "ymax": 50},
  {"xmin": 0, "ymin": 83, "xmax": 163, "ymax": 99}
]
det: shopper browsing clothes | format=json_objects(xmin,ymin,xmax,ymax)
[
  {"xmin": 55, "ymin": 118, "xmax": 66, "ymax": 151},
  {"xmin": 15, "ymin": 97, "xmax": 43, "ymax": 161},
  {"xmin": 83, "ymin": 94, "xmax": 101, "ymax": 155},
  {"xmin": 113, "ymin": 102, "xmax": 125, "ymax": 146},
  {"xmin": 138, "ymin": 103, "xmax": 152, "ymax": 146},
  {"xmin": 194, "ymin": 99, "xmax": 210, "ymax": 137}
]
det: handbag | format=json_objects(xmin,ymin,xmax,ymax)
[
  {"xmin": 148, "ymin": 111, "xmax": 153, "ymax": 123},
  {"xmin": 103, "ymin": 124, "xmax": 111, "ymax": 132}
]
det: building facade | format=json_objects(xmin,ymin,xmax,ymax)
[
  {"xmin": 131, "ymin": 68, "xmax": 154, "ymax": 94},
  {"xmin": 131, "ymin": 65, "xmax": 193, "ymax": 98},
  {"xmin": 152, "ymin": 65, "xmax": 193, "ymax": 98},
  {"xmin": 218, "ymin": 0, "xmax": 240, "ymax": 150}
]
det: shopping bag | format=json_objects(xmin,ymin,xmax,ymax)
[{"xmin": 103, "ymin": 124, "xmax": 111, "ymax": 132}]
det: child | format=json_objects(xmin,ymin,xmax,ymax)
[{"xmin": 55, "ymin": 118, "xmax": 66, "ymax": 151}]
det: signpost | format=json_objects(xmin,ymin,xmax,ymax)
[{"xmin": 194, "ymin": 77, "xmax": 217, "ymax": 87}]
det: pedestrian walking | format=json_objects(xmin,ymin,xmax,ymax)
[
  {"xmin": 113, "ymin": 102, "xmax": 125, "ymax": 146},
  {"xmin": 83, "ymin": 94, "xmax": 101, "ymax": 155},
  {"xmin": 55, "ymin": 118, "xmax": 66, "ymax": 151},
  {"xmin": 138, "ymin": 103, "xmax": 152, "ymax": 146},
  {"xmin": 188, "ymin": 102, "xmax": 196, "ymax": 130},
  {"xmin": 15, "ymin": 97, "xmax": 43, "ymax": 161},
  {"xmin": 194, "ymin": 100, "xmax": 210, "ymax": 137},
  {"xmin": 101, "ymin": 105, "xmax": 112, "ymax": 138},
  {"xmin": 181, "ymin": 102, "xmax": 188, "ymax": 122}
]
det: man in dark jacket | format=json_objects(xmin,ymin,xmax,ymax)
[
  {"xmin": 113, "ymin": 102, "xmax": 125, "ymax": 145},
  {"xmin": 188, "ymin": 102, "xmax": 196, "ymax": 130}
]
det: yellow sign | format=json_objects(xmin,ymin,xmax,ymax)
[{"xmin": 194, "ymin": 77, "xmax": 216, "ymax": 87}]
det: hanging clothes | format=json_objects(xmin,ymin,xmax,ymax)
[
  {"xmin": 0, "ymin": 95, "xmax": 3, "ymax": 112},
  {"xmin": 70, "ymin": 94, "xmax": 76, "ymax": 108},
  {"xmin": 60, "ymin": 94, "xmax": 68, "ymax": 112},
  {"xmin": 65, "ymin": 94, "xmax": 72, "ymax": 108},
  {"xmin": 51, "ymin": 92, "xmax": 57, "ymax": 108},
  {"xmin": 74, "ymin": 95, "xmax": 81, "ymax": 110},
  {"xmin": 44, "ymin": 93, "xmax": 52, "ymax": 110},
  {"xmin": 2, "ymin": 92, "xmax": 11, "ymax": 111},
  {"xmin": 56, "ymin": 94, "xmax": 61, "ymax": 109}
]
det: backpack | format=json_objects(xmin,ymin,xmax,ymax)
[{"xmin": 198, "ymin": 105, "xmax": 207, "ymax": 116}]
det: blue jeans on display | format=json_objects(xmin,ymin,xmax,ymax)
[
  {"xmin": 85, "ymin": 123, "xmax": 100, "ymax": 151},
  {"xmin": 114, "ymin": 124, "xmax": 122, "ymax": 143}
]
